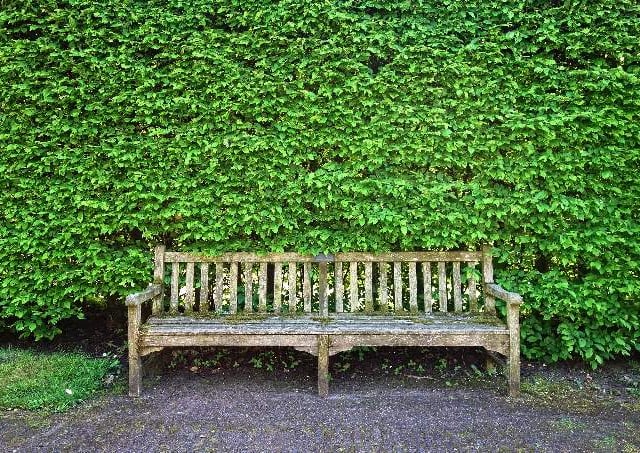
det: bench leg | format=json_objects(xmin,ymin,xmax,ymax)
[
  {"xmin": 507, "ymin": 302, "xmax": 521, "ymax": 397},
  {"xmin": 318, "ymin": 335, "xmax": 330, "ymax": 397},
  {"xmin": 129, "ymin": 353, "xmax": 142, "ymax": 397},
  {"xmin": 128, "ymin": 304, "xmax": 142, "ymax": 397},
  {"xmin": 508, "ymin": 343, "xmax": 520, "ymax": 397}
]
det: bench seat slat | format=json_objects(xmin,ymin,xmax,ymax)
[{"xmin": 143, "ymin": 314, "xmax": 508, "ymax": 336}]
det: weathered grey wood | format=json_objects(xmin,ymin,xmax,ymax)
[
  {"xmin": 318, "ymin": 335, "xmax": 330, "ymax": 397},
  {"xmin": 329, "ymin": 333, "xmax": 509, "ymax": 356},
  {"xmin": 485, "ymin": 283, "xmax": 523, "ymax": 304},
  {"xmin": 422, "ymin": 262, "xmax": 432, "ymax": 313},
  {"xmin": 335, "ymin": 252, "xmax": 483, "ymax": 262},
  {"xmin": 507, "ymin": 298, "xmax": 521, "ymax": 397},
  {"xmin": 152, "ymin": 245, "xmax": 165, "ymax": 314},
  {"xmin": 438, "ymin": 262, "xmax": 447, "ymax": 312},
  {"xmin": 143, "ymin": 315, "xmax": 509, "ymax": 336},
  {"xmin": 142, "ymin": 333, "xmax": 318, "ymax": 349},
  {"xmin": 214, "ymin": 263, "xmax": 224, "ymax": 312},
  {"xmin": 409, "ymin": 262, "xmax": 418, "ymax": 314},
  {"xmin": 274, "ymin": 263, "xmax": 282, "ymax": 314},
  {"xmin": 394, "ymin": 262, "xmax": 402, "ymax": 311},
  {"xmin": 165, "ymin": 252, "xmax": 318, "ymax": 263},
  {"xmin": 468, "ymin": 262, "xmax": 478, "ymax": 312},
  {"xmin": 229, "ymin": 262, "xmax": 238, "ymax": 314},
  {"xmin": 126, "ymin": 284, "xmax": 162, "ymax": 306},
  {"xmin": 170, "ymin": 262, "xmax": 179, "ymax": 315},
  {"xmin": 288, "ymin": 262, "xmax": 297, "ymax": 313},
  {"xmin": 335, "ymin": 262, "xmax": 344, "ymax": 313},
  {"xmin": 200, "ymin": 263, "xmax": 209, "ymax": 314},
  {"xmin": 379, "ymin": 262, "xmax": 388, "ymax": 312},
  {"xmin": 364, "ymin": 262, "xmax": 373, "ymax": 313},
  {"xmin": 128, "ymin": 304, "xmax": 142, "ymax": 397},
  {"xmin": 243, "ymin": 263, "xmax": 253, "ymax": 313},
  {"xmin": 164, "ymin": 251, "xmax": 483, "ymax": 263},
  {"xmin": 184, "ymin": 262, "xmax": 195, "ymax": 313},
  {"xmin": 319, "ymin": 262, "xmax": 328, "ymax": 317},
  {"xmin": 453, "ymin": 262, "xmax": 462, "ymax": 313},
  {"xmin": 259, "ymin": 263, "xmax": 268, "ymax": 313},
  {"xmin": 303, "ymin": 262, "xmax": 312, "ymax": 313},
  {"xmin": 130, "ymin": 246, "xmax": 520, "ymax": 398},
  {"xmin": 483, "ymin": 245, "xmax": 496, "ymax": 314},
  {"xmin": 350, "ymin": 262, "xmax": 358, "ymax": 312}
]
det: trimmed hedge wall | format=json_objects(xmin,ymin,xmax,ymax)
[{"xmin": 1, "ymin": 0, "xmax": 639, "ymax": 366}]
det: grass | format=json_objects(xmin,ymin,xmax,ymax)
[{"xmin": 0, "ymin": 347, "xmax": 120, "ymax": 412}]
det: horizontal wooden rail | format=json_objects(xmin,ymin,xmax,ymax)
[
  {"xmin": 485, "ymin": 283, "xmax": 523, "ymax": 304},
  {"xmin": 126, "ymin": 284, "xmax": 162, "ymax": 306},
  {"xmin": 163, "ymin": 251, "xmax": 483, "ymax": 263}
]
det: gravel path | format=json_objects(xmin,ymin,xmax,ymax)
[{"xmin": 2, "ymin": 366, "xmax": 639, "ymax": 452}]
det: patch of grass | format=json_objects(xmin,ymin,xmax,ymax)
[
  {"xmin": 0, "ymin": 348, "xmax": 119, "ymax": 412},
  {"xmin": 521, "ymin": 377, "xmax": 608, "ymax": 414}
]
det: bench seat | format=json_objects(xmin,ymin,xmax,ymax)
[{"xmin": 127, "ymin": 246, "xmax": 522, "ymax": 397}]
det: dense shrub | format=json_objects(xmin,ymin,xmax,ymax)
[{"xmin": 1, "ymin": 0, "xmax": 639, "ymax": 366}]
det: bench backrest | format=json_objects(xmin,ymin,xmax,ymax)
[{"xmin": 151, "ymin": 246, "xmax": 498, "ymax": 317}]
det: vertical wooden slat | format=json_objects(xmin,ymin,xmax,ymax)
[
  {"xmin": 379, "ymin": 262, "xmax": 388, "ymax": 312},
  {"xmin": 229, "ymin": 262, "xmax": 238, "ymax": 314},
  {"xmin": 319, "ymin": 262, "xmax": 328, "ymax": 317},
  {"xmin": 422, "ymin": 262, "xmax": 432, "ymax": 313},
  {"xmin": 364, "ymin": 262, "xmax": 373, "ymax": 313},
  {"xmin": 438, "ymin": 261, "xmax": 447, "ymax": 312},
  {"xmin": 453, "ymin": 261, "xmax": 462, "ymax": 312},
  {"xmin": 214, "ymin": 263, "xmax": 224, "ymax": 312},
  {"xmin": 335, "ymin": 262, "xmax": 344, "ymax": 313},
  {"xmin": 303, "ymin": 262, "xmax": 312, "ymax": 313},
  {"xmin": 199, "ymin": 263, "xmax": 209, "ymax": 314},
  {"xmin": 409, "ymin": 262, "xmax": 418, "ymax": 313},
  {"xmin": 350, "ymin": 262, "xmax": 358, "ymax": 312},
  {"xmin": 468, "ymin": 262, "xmax": 478, "ymax": 312},
  {"xmin": 288, "ymin": 262, "xmax": 297, "ymax": 313},
  {"xmin": 170, "ymin": 262, "xmax": 179, "ymax": 314},
  {"xmin": 152, "ymin": 245, "xmax": 165, "ymax": 314},
  {"xmin": 274, "ymin": 263, "xmax": 282, "ymax": 314},
  {"xmin": 394, "ymin": 262, "xmax": 402, "ymax": 312},
  {"xmin": 483, "ymin": 245, "xmax": 496, "ymax": 314},
  {"xmin": 185, "ymin": 262, "xmax": 195, "ymax": 313},
  {"xmin": 244, "ymin": 263, "xmax": 253, "ymax": 313},
  {"xmin": 259, "ymin": 263, "xmax": 268, "ymax": 313}
]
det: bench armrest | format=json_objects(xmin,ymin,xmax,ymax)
[
  {"xmin": 485, "ymin": 283, "xmax": 523, "ymax": 305},
  {"xmin": 126, "ymin": 284, "xmax": 162, "ymax": 307}
]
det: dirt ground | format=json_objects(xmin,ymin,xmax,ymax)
[{"xmin": 1, "ymin": 309, "xmax": 639, "ymax": 452}]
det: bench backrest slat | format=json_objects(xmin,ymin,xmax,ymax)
[
  {"xmin": 422, "ymin": 263, "xmax": 432, "ymax": 313},
  {"xmin": 153, "ymin": 247, "xmax": 495, "ymax": 317},
  {"xmin": 438, "ymin": 262, "xmax": 447, "ymax": 312}
]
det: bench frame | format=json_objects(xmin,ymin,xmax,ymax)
[{"xmin": 126, "ymin": 246, "xmax": 522, "ymax": 397}]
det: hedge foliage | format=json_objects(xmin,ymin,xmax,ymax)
[{"xmin": 1, "ymin": 0, "xmax": 639, "ymax": 366}]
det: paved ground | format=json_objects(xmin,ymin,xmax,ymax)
[{"xmin": 2, "ymin": 358, "xmax": 639, "ymax": 452}]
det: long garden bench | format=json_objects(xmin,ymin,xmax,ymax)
[{"xmin": 126, "ymin": 245, "xmax": 522, "ymax": 397}]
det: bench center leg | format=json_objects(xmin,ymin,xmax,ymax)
[{"xmin": 318, "ymin": 335, "xmax": 330, "ymax": 397}]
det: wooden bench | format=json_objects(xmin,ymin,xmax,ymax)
[{"xmin": 126, "ymin": 245, "xmax": 522, "ymax": 397}]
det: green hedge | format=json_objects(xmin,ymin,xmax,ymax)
[{"xmin": 1, "ymin": 0, "xmax": 639, "ymax": 366}]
